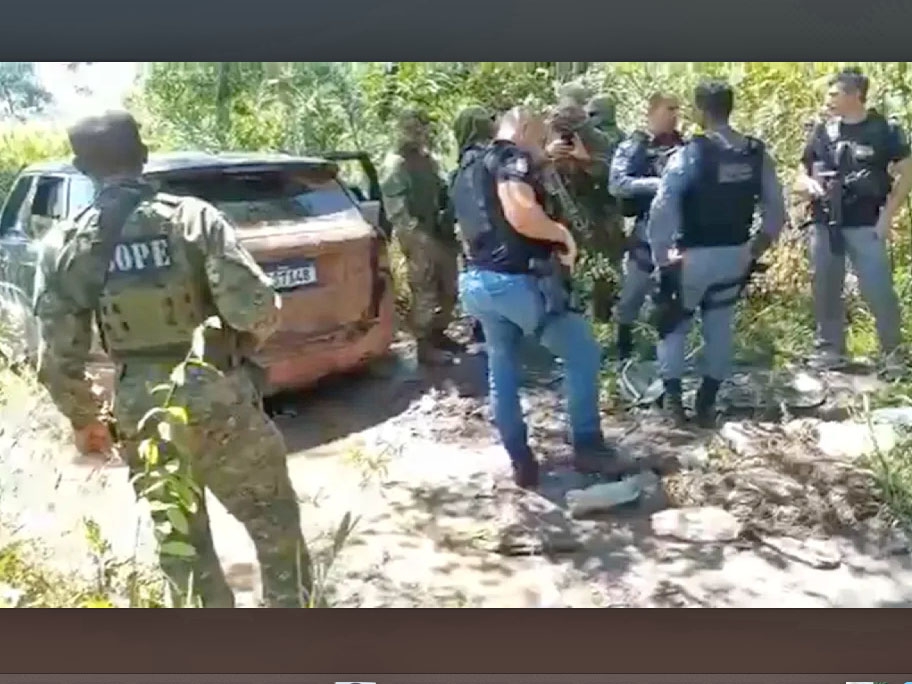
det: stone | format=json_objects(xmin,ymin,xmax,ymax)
[
  {"xmin": 719, "ymin": 421, "xmax": 780, "ymax": 458},
  {"xmin": 871, "ymin": 407, "xmax": 912, "ymax": 428},
  {"xmin": 677, "ymin": 445, "xmax": 711, "ymax": 471},
  {"xmin": 651, "ymin": 506, "xmax": 743, "ymax": 543},
  {"xmin": 566, "ymin": 477, "xmax": 642, "ymax": 518},
  {"xmin": 759, "ymin": 536, "xmax": 842, "ymax": 569},
  {"xmin": 814, "ymin": 420, "xmax": 897, "ymax": 460}
]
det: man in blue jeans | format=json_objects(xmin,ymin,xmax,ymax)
[{"xmin": 451, "ymin": 106, "xmax": 639, "ymax": 489}]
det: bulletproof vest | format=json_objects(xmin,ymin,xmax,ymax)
[
  {"xmin": 92, "ymin": 191, "xmax": 215, "ymax": 362},
  {"xmin": 810, "ymin": 112, "xmax": 894, "ymax": 224},
  {"xmin": 621, "ymin": 130, "xmax": 684, "ymax": 218},
  {"xmin": 679, "ymin": 134, "xmax": 763, "ymax": 249},
  {"xmin": 450, "ymin": 141, "xmax": 552, "ymax": 273}
]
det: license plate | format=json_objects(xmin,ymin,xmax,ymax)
[{"xmin": 265, "ymin": 258, "xmax": 318, "ymax": 292}]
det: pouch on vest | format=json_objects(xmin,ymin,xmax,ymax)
[{"xmin": 96, "ymin": 196, "xmax": 212, "ymax": 362}]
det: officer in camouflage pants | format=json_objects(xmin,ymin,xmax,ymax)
[
  {"xmin": 381, "ymin": 109, "xmax": 460, "ymax": 365},
  {"xmin": 33, "ymin": 111, "xmax": 310, "ymax": 608}
]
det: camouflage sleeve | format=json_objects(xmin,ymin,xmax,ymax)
[
  {"xmin": 176, "ymin": 198, "xmax": 281, "ymax": 345},
  {"xmin": 32, "ymin": 227, "xmax": 104, "ymax": 430},
  {"xmin": 380, "ymin": 156, "xmax": 420, "ymax": 234},
  {"xmin": 609, "ymin": 138, "xmax": 661, "ymax": 198},
  {"xmin": 647, "ymin": 146, "xmax": 695, "ymax": 267}
]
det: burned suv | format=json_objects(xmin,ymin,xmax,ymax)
[{"xmin": 0, "ymin": 150, "xmax": 394, "ymax": 396}]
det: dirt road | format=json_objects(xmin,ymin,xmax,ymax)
[{"xmin": 2, "ymin": 337, "xmax": 912, "ymax": 607}]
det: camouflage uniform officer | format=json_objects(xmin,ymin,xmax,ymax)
[
  {"xmin": 587, "ymin": 94, "xmax": 625, "ymax": 153},
  {"xmin": 381, "ymin": 108, "xmax": 460, "ymax": 364},
  {"xmin": 32, "ymin": 111, "xmax": 309, "ymax": 608},
  {"xmin": 451, "ymin": 105, "xmax": 497, "ymax": 345},
  {"xmin": 547, "ymin": 102, "xmax": 625, "ymax": 322}
]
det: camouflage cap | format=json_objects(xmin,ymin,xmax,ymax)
[
  {"xmin": 67, "ymin": 110, "xmax": 146, "ymax": 176},
  {"xmin": 556, "ymin": 81, "xmax": 592, "ymax": 108},
  {"xmin": 587, "ymin": 94, "xmax": 618, "ymax": 125},
  {"xmin": 547, "ymin": 102, "xmax": 588, "ymax": 134},
  {"xmin": 452, "ymin": 105, "xmax": 495, "ymax": 151},
  {"xmin": 396, "ymin": 107, "xmax": 432, "ymax": 147}
]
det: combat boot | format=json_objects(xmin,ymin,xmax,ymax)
[
  {"xmin": 617, "ymin": 324, "xmax": 634, "ymax": 361},
  {"xmin": 511, "ymin": 455, "xmax": 541, "ymax": 490},
  {"xmin": 430, "ymin": 329, "xmax": 465, "ymax": 354},
  {"xmin": 416, "ymin": 339, "xmax": 453, "ymax": 366},
  {"xmin": 694, "ymin": 376, "xmax": 721, "ymax": 429},
  {"xmin": 660, "ymin": 379, "xmax": 688, "ymax": 427},
  {"xmin": 572, "ymin": 440, "xmax": 640, "ymax": 480}
]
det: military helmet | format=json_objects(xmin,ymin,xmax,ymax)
[
  {"xmin": 556, "ymin": 81, "xmax": 592, "ymax": 108},
  {"xmin": 452, "ymin": 104, "xmax": 495, "ymax": 151},
  {"xmin": 586, "ymin": 94, "xmax": 618, "ymax": 125},
  {"xmin": 548, "ymin": 102, "xmax": 588, "ymax": 134},
  {"xmin": 396, "ymin": 107, "xmax": 432, "ymax": 147},
  {"xmin": 67, "ymin": 110, "xmax": 147, "ymax": 177}
]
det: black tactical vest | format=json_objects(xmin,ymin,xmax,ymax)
[
  {"xmin": 450, "ymin": 141, "xmax": 553, "ymax": 273},
  {"xmin": 679, "ymin": 134, "xmax": 763, "ymax": 249},
  {"xmin": 809, "ymin": 112, "xmax": 894, "ymax": 226},
  {"xmin": 620, "ymin": 130, "xmax": 684, "ymax": 219}
]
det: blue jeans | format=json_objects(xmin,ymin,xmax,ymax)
[{"xmin": 458, "ymin": 267, "xmax": 604, "ymax": 464}]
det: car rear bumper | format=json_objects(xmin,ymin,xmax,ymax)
[
  {"xmin": 87, "ymin": 293, "xmax": 395, "ymax": 400},
  {"xmin": 253, "ymin": 305, "xmax": 394, "ymax": 396}
]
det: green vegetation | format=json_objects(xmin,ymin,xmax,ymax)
[{"xmin": 4, "ymin": 61, "xmax": 912, "ymax": 601}]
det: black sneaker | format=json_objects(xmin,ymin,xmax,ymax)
[{"xmin": 511, "ymin": 458, "xmax": 540, "ymax": 489}]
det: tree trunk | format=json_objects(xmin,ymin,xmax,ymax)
[{"xmin": 215, "ymin": 62, "xmax": 233, "ymax": 145}]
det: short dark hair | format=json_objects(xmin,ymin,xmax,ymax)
[
  {"xmin": 829, "ymin": 67, "xmax": 869, "ymax": 102},
  {"xmin": 694, "ymin": 80, "xmax": 734, "ymax": 121}
]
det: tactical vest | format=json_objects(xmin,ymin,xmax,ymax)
[
  {"xmin": 449, "ymin": 141, "xmax": 553, "ymax": 273},
  {"xmin": 90, "ymin": 190, "xmax": 216, "ymax": 362},
  {"xmin": 809, "ymin": 111, "xmax": 894, "ymax": 226},
  {"xmin": 620, "ymin": 130, "xmax": 684, "ymax": 218},
  {"xmin": 679, "ymin": 134, "xmax": 763, "ymax": 249}
]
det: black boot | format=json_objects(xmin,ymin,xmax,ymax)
[
  {"xmin": 694, "ymin": 377, "xmax": 721, "ymax": 429},
  {"xmin": 617, "ymin": 324, "xmax": 634, "ymax": 361},
  {"xmin": 471, "ymin": 319, "xmax": 486, "ymax": 344},
  {"xmin": 661, "ymin": 379, "xmax": 688, "ymax": 426},
  {"xmin": 508, "ymin": 445, "xmax": 540, "ymax": 489}
]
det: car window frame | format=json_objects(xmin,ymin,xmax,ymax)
[
  {"xmin": 65, "ymin": 173, "xmax": 96, "ymax": 219},
  {"xmin": 0, "ymin": 174, "xmax": 38, "ymax": 238}
]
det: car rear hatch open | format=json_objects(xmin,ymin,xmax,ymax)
[{"xmin": 152, "ymin": 160, "xmax": 380, "ymax": 355}]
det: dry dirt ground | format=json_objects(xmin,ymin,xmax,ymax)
[{"xmin": 2, "ymin": 328, "xmax": 912, "ymax": 608}]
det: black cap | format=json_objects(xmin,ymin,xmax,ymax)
[{"xmin": 67, "ymin": 110, "xmax": 146, "ymax": 177}]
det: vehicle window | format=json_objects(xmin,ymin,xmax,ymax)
[
  {"xmin": 31, "ymin": 176, "xmax": 66, "ymax": 219},
  {"xmin": 157, "ymin": 169, "xmax": 362, "ymax": 226},
  {"xmin": 0, "ymin": 176, "xmax": 35, "ymax": 234},
  {"xmin": 68, "ymin": 175, "xmax": 97, "ymax": 217},
  {"xmin": 332, "ymin": 159, "xmax": 372, "ymax": 201}
]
